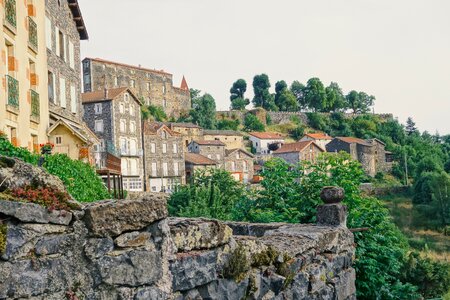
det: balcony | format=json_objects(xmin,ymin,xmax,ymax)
[
  {"xmin": 30, "ymin": 89, "xmax": 39, "ymax": 122},
  {"xmin": 4, "ymin": 0, "xmax": 17, "ymax": 32},
  {"xmin": 28, "ymin": 17, "xmax": 38, "ymax": 51},
  {"xmin": 6, "ymin": 75, "xmax": 19, "ymax": 113}
]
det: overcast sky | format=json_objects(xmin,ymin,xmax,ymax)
[{"xmin": 78, "ymin": 0, "xmax": 450, "ymax": 135}]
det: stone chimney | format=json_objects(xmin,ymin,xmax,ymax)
[{"xmin": 316, "ymin": 186, "xmax": 347, "ymax": 227}]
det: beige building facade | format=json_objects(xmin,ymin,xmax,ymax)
[
  {"xmin": 0, "ymin": 0, "xmax": 49, "ymax": 150},
  {"xmin": 203, "ymin": 130, "xmax": 244, "ymax": 150}
]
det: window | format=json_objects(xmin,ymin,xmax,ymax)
[
  {"xmin": 99, "ymin": 139, "xmax": 105, "ymax": 151},
  {"xmin": 150, "ymin": 143, "xmax": 156, "ymax": 153},
  {"xmin": 120, "ymin": 119, "xmax": 126, "ymax": 133},
  {"xmin": 55, "ymin": 26, "xmax": 60, "ymax": 56},
  {"xmin": 130, "ymin": 121, "xmax": 136, "ymax": 133},
  {"xmin": 45, "ymin": 17, "xmax": 52, "ymax": 49},
  {"xmin": 130, "ymin": 159, "xmax": 137, "ymax": 175},
  {"xmin": 120, "ymin": 138, "xmax": 128, "ymax": 153},
  {"xmin": 94, "ymin": 103, "xmax": 102, "ymax": 114},
  {"xmin": 130, "ymin": 104, "xmax": 135, "ymax": 116},
  {"xmin": 68, "ymin": 40, "xmax": 74, "ymax": 69},
  {"xmin": 151, "ymin": 162, "xmax": 157, "ymax": 177},
  {"xmin": 124, "ymin": 94, "xmax": 129, "ymax": 102},
  {"xmin": 127, "ymin": 178, "xmax": 142, "ymax": 191},
  {"xmin": 55, "ymin": 136, "xmax": 62, "ymax": 145},
  {"xmin": 146, "ymin": 82, "xmax": 150, "ymax": 91},
  {"xmin": 48, "ymin": 71, "xmax": 55, "ymax": 102},
  {"xmin": 70, "ymin": 85, "xmax": 76, "ymax": 113},
  {"xmin": 162, "ymin": 143, "xmax": 167, "ymax": 153},
  {"xmin": 174, "ymin": 162, "xmax": 179, "ymax": 176},
  {"xmin": 236, "ymin": 152, "xmax": 240, "ymax": 159},
  {"xmin": 130, "ymin": 79, "xmax": 135, "ymax": 88},
  {"xmin": 173, "ymin": 143, "xmax": 177, "ymax": 154},
  {"xmin": 130, "ymin": 139, "xmax": 137, "ymax": 155},
  {"xmin": 162, "ymin": 85, "xmax": 166, "ymax": 94},
  {"xmin": 231, "ymin": 161, "xmax": 236, "ymax": 172},
  {"xmin": 59, "ymin": 77, "xmax": 66, "ymax": 108},
  {"xmin": 243, "ymin": 161, "xmax": 248, "ymax": 172},
  {"xmin": 163, "ymin": 162, "xmax": 168, "ymax": 176},
  {"xmin": 114, "ymin": 76, "xmax": 118, "ymax": 87},
  {"xmin": 163, "ymin": 99, "xmax": 167, "ymax": 108},
  {"xmin": 216, "ymin": 154, "xmax": 221, "ymax": 160},
  {"xmin": 207, "ymin": 154, "xmax": 212, "ymax": 159},
  {"xmin": 95, "ymin": 120, "xmax": 103, "ymax": 132},
  {"xmin": 119, "ymin": 103, "xmax": 124, "ymax": 114},
  {"xmin": 58, "ymin": 30, "xmax": 65, "ymax": 60},
  {"xmin": 161, "ymin": 131, "xmax": 167, "ymax": 139}
]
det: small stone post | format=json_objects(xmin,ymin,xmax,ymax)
[{"xmin": 316, "ymin": 186, "xmax": 347, "ymax": 227}]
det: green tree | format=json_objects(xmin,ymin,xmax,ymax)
[
  {"xmin": 141, "ymin": 105, "xmax": 167, "ymax": 121},
  {"xmin": 274, "ymin": 80, "xmax": 298, "ymax": 111},
  {"xmin": 345, "ymin": 91, "xmax": 375, "ymax": 114},
  {"xmin": 243, "ymin": 113, "xmax": 265, "ymax": 132},
  {"xmin": 290, "ymin": 80, "xmax": 306, "ymax": 110},
  {"xmin": 217, "ymin": 119, "xmax": 240, "ymax": 131},
  {"xmin": 303, "ymin": 78, "xmax": 327, "ymax": 112},
  {"xmin": 190, "ymin": 93, "xmax": 217, "ymax": 129},
  {"xmin": 252, "ymin": 74, "xmax": 277, "ymax": 111},
  {"xmin": 230, "ymin": 79, "xmax": 249, "ymax": 110},
  {"xmin": 405, "ymin": 117, "xmax": 418, "ymax": 136},
  {"xmin": 325, "ymin": 82, "xmax": 346, "ymax": 112}
]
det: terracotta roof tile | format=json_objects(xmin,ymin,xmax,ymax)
[
  {"xmin": 185, "ymin": 153, "xmax": 218, "ymax": 165},
  {"xmin": 336, "ymin": 137, "xmax": 372, "ymax": 146},
  {"xmin": 81, "ymin": 87, "xmax": 142, "ymax": 104},
  {"xmin": 143, "ymin": 122, "xmax": 179, "ymax": 136},
  {"xmin": 274, "ymin": 141, "xmax": 324, "ymax": 154},
  {"xmin": 249, "ymin": 132, "xmax": 285, "ymax": 140},
  {"xmin": 225, "ymin": 148, "xmax": 254, "ymax": 158},
  {"xmin": 304, "ymin": 132, "xmax": 333, "ymax": 140},
  {"xmin": 180, "ymin": 75, "xmax": 189, "ymax": 91}
]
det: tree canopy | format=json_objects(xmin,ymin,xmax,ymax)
[{"xmin": 230, "ymin": 79, "xmax": 249, "ymax": 110}]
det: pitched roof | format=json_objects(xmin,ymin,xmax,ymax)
[
  {"xmin": 192, "ymin": 140, "xmax": 226, "ymax": 146},
  {"xmin": 165, "ymin": 122, "xmax": 201, "ymax": 129},
  {"xmin": 273, "ymin": 141, "xmax": 324, "ymax": 154},
  {"xmin": 48, "ymin": 119, "xmax": 98, "ymax": 145},
  {"xmin": 185, "ymin": 153, "xmax": 218, "ymax": 165},
  {"xmin": 180, "ymin": 76, "xmax": 189, "ymax": 91},
  {"xmin": 336, "ymin": 137, "xmax": 372, "ymax": 147},
  {"xmin": 81, "ymin": 87, "xmax": 142, "ymax": 105},
  {"xmin": 67, "ymin": 0, "xmax": 88, "ymax": 40},
  {"xmin": 203, "ymin": 130, "xmax": 242, "ymax": 136},
  {"xmin": 143, "ymin": 122, "xmax": 179, "ymax": 136},
  {"xmin": 225, "ymin": 148, "xmax": 254, "ymax": 158},
  {"xmin": 85, "ymin": 58, "xmax": 172, "ymax": 76},
  {"xmin": 303, "ymin": 132, "xmax": 333, "ymax": 140},
  {"xmin": 248, "ymin": 132, "xmax": 285, "ymax": 140}
]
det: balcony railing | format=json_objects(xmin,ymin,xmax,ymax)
[
  {"xmin": 5, "ymin": 0, "xmax": 17, "ymax": 29},
  {"xmin": 30, "ymin": 89, "xmax": 40, "ymax": 118},
  {"xmin": 6, "ymin": 75, "xmax": 19, "ymax": 108},
  {"xmin": 28, "ymin": 17, "xmax": 38, "ymax": 49}
]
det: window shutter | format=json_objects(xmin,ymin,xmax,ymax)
[
  {"xmin": 60, "ymin": 77, "xmax": 66, "ymax": 108},
  {"xmin": 68, "ymin": 40, "xmax": 74, "ymax": 68},
  {"xmin": 55, "ymin": 26, "xmax": 60, "ymax": 56},
  {"xmin": 45, "ymin": 17, "xmax": 52, "ymax": 49},
  {"xmin": 70, "ymin": 85, "xmax": 76, "ymax": 113}
]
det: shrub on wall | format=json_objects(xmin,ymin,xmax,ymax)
[{"xmin": 0, "ymin": 136, "xmax": 39, "ymax": 165}]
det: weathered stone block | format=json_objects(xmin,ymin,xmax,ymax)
[
  {"xmin": 0, "ymin": 200, "xmax": 72, "ymax": 225},
  {"xmin": 114, "ymin": 231, "xmax": 152, "ymax": 248},
  {"xmin": 35, "ymin": 234, "xmax": 73, "ymax": 256},
  {"xmin": 134, "ymin": 287, "xmax": 168, "ymax": 300},
  {"xmin": 83, "ymin": 195, "xmax": 167, "ymax": 237},
  {"xmin": 169, "ymin": 218, "xmax": 232, "ymax": 252},
  {"xmin": 84, "ymin": 238, "xmax": 114, "ymax": 260},
  {"xmin": 316, "ymin": 204, "xmax": 347, "ymax": 227}
]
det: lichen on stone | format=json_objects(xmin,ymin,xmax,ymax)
[
  {"xmin": 222, "ymin": 244, "xmax": 250, "ymax": 282},
  {"xmin": 0, "ymin": 222, "xmax": 6, "ymax": 254},
  {"xmin": 251, "ymin": 245, "xmax": 279, "ymax": 267}
]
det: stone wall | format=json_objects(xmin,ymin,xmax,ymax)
[{"xmin": 0, "ymin": 193, "xmax": 356, "ymax": 300}]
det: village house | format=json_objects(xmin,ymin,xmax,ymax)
[
  {"xmin": 224, "ymin": 148, "xmax": 254, "ymax": 183},
  {"xmin": 143, "ymin": 122, "xmax": 185, "ymax": 193},
  {"xmin": 326, "ymin": 137, "xmax": 392, "ymax": 176},
  {"xmin": 165, "ymin": 122, "xmax": 203, "ymax": 150},
  {"xmin": 45, "ymin": 0, "xmax": 98, "ymax": 162},
  {"xmin": 82, "ymin": 58, "xmax": 191, "ymax": 118},
  {"xmin": 188, "ymin": 140, "xmax": 226, "ymax": 167},
  {"xmin": 273, "ymin": 141, "xmax": 324, "ymax": 165},
  {"xmin": 184, "ymin": 152, "xmax": 218, "ymax": 183},
  {"xmin": 82, "ymin": 87, "xmax": 144, "ymax": 192},
  {"xmin": 0, "ymin": 0, "xmax": 50, "ymax": 151},
  {"xmin": 299, "ymin": 132, "xmax": 333, "ymax": 150},
  {"xmin": 248, "ymin": 132, "xmax": 285, "ymax": 155},
  {"xmin": 203, "ymin": 130, "xmax": 244, "ymax": 150}
]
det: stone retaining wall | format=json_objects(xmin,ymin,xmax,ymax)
[{"xmin": 0, "ymin": 194, "xmax": 356, "ymax": 300}]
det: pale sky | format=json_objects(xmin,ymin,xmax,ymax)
[{"xmin": 79, "ymin": 0, "xmax": 450, "ymax": 135}]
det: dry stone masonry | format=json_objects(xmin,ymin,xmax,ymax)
[{"xmin": 0, "ymin": 186, "xmax": 355, "ymax": 299}]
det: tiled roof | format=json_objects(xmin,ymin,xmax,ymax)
[
  {"xmin": 336, "ymin": 137, "xmax": 372, "ymax": 146},
  {"xmin": 166, "ymin": 122, "xmax": 201, "ymax": 129},
  {"xmin": 81, "ymin": 87, "xmax": 141, "ymax": 104},
  {"xmin": 180, "ymin": 76, "xmax": 189, "ymax": 91},
  {"xmin": 203, "ymin": 130, "xmax": 242, "ymax": 136},
  {"xmin": 143, "ymin": 122, "xmax": 179, "ymax": 136},
  {"xmin": 248, "ymin": 132, "xmax": 285, "ymax": 140},
  {"xmin": 193, "ymin": 140, "xmax": 226, "ymax": 146},
  {"xmin": 185, "ymin": 153, "xmax": 218, "ymax": 165},
  {"xmin": 225, "ymin": 148, "xmax": 254, "ymax": 158},
  {"xmin": 304, "ymin": 132, "xmax": 333, "ymax": 140},
  {"xmin": 274, "ymin": 141, "xmax": 324, "ymax": 154},
  {"xmin": 86, "ymin": 58, "xmax": 173, "ymax": 76},
  {"xmin": 68, "ymin": 0, "xmax": 88, "ymax": 40}
]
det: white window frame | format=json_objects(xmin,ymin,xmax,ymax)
[
  {"xmin": 150, "ymin": 143, "xmax": 156, "ymax": 153},
  {"xmin": 173, "ymin": 143, "xmax": 177, "ymax": 154},
  {"xmin": 174, "ymin": 162, "xmax": 179, "ymax": 176},
  {"xmin": 94, "ymin": 103, "xmax": 102, "ymax": 114},
  {"xmin": 95, "ymin": 120, "xmax": 103, "ymax": 132},
  {"xmin": 162, "ymin": 143, "xmax": 167, "ymax": 153},
  {"xmin": 45, "ymin": 17, "xmax": 52, "ymax": 50},
  {"xmin": 70, "ymin": 85, "xmax": 76, "ymax": 113},
  {"xmin": 151, "ymin": 162, "xmax": 157, "ymax": 177},
  {"xmin": 59, "ymin": 77, "xmax": 66, "ymax": 108},
  {"xmin": 163, "ymin": 162, "xmax": 168, "ymax": 176}
]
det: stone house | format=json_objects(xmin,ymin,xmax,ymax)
[
  {"xmin": 273, "ymin": 141, "xmax": 324, "ymax": 165},
  {"xmin": 143, "ymin": 122, "xmax": 185, "ymax": 193},
  {"xmin": 299, "ymin": 132, "xmax": 333, "ymax": 151},
  {"xmin": 165, "ymin": 122, "xmax": 203, "ymax": 150},
  {"xmin": 248, "ymin": 132, "xmax": 285, "ymax": 155},
  {"xmin": 184, "ymin": 152, "xmax": 218, "ymax": 183},
  {"xmin": 45, "ymin": 0, "xmax": 98, "ymax": 161},
  {"xmin": 82, "ymin": 58, "xmax": 191, "ymax": 118},
  {"xmin": 188, "ymin": 140, "xmax": 226, "ymax": 167},
  {"xmin": 326, "ymin": 137, "xmax": 392, "ymax": 176},
  {"xmin": 0, "ymin": 0, "xmax": 50, "ymax": 151},
  {"xmin": 82, "ymin": 87, "xmax": 144, "ymax": 191},
  {"xmin": 203, "ymin": 130, "xmax": 244, "ymax": 150},
  {"xmin": 224, "ymin": 148, "xmax": 254, "ymax": 183}
]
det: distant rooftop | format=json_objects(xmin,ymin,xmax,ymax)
[
  {"xmin": 274, "ymin": 141, "xmax": 323, "ymax": 154},
  {"xmin": 85, "ymin": 57, "xmax": 173, "ymax": 76},
  {"xmin": 303, "ymin": 132, "xmax": 333, "ymax": 140},
  {"xmin": 203, "ymin": 130, "xmax": 242, "ymax": 136},
  {"xmin": 185, "ymin": 153, "xmax": 217, "ymax": 165},
  {"xmin": 249, "ymin": 132, "xmax": 285, "ymax": 140},
  {"xmin": 192, "ymin": 140, "xmax": 226, "ymax": 146},
  {"xmin": 81, "ymin": 87, "xmax": 141, "ymax": 104}
]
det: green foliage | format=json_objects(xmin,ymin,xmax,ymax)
[
  {"xmin": 289, "ymin": 125, "xmax": 305, "ymax": 140},
  {"xmin": 243, "ymin": 113, "xmax": 265, "ymax": 132},
  {"xmin": 325, "ymin": 82, "xmax": 346, "ymax": 112},
  {"xmin": 190, "ymin": 93, "xmax": 217, "ymax": 129},
  {"xmin": 217, "ymin": 119, "xmax": 240, "ymax": 131},
  {"xmin": 345, "ymin": 90, "xmax": 375, "ymax": 114},
  {"xmin": 222, "ymin": 244, "xmax": 250, "ymax": 281},
  {"xmin": 290, "ymin": 80, "xmax": 306, "ymax": 109},
  {"xmin": 230, "ymin": 79, "xmax": 249, "ymax": 110},
  {"xmin": 275, "ymin": 80, "xmax": 299, "ymax": 111},
  {"xmin": 141, "ymin": 105, "xmax": 167, "ymax": 121},
  {"xmin": 306, "ymin": 112, "xmax": 330, "ymax": 132},
  {"xmin": 43, "ymin": 154, "xmax": 110, "ymax": 202},
  {"xmin": 303, "ymin": 78, "xmax": 327, "ymax": 112},
  {"xmin": 0, "ymin": 137, "xmax": 38, "ymax": 164},
  {"xmin": 406, "ymin": 117, "xmax": 418, "ymax": 136},
  {"xmin": 252, "ymin": 74, "xmax": 277, "ymax": 111},
  {"xmin": 0, "ymin": 223, "xmax": 6, "ymax": 255}
]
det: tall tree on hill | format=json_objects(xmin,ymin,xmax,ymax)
[
  {"xmin": 274, "ymin": 80, "xmax": 298, "ymax": 111},
  {"xmin": 405, "ymin": 117, "xmax": 418, "ymax": 136},
  {"xmin": 325, "ymin": 82, "xmax": 346, "ymax": 112},
  {"xmin": 290, "ymin": 80, "xmax": 307, "ymax": 110},
  {"xmin": 230, "ymin": 79, "xmax": 249, "ymax": 110},
  {"xmin": 190, "ymin": 93, "xmax": 217, "ymax": 129},
  {"xmin": 345, "ymin": 90, "xmax": 375, "ymax": 114},
  {"xmin": 252, "ymin": 74, "xmax": 277, "ymax": 111},
  {"xmin": 303, "ymin": 78, "xmax": 327, "ymax": 112}
]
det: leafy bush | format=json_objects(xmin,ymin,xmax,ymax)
[
  {"xmin": 7, "ymin": 186, "xmax": 75, "ymax": 211},
  {"xmin": 217, "ymin": 119, "xmax": 240, "ymax": 131},
  {"xmin": 0, "ymin": 137, "xmax": 38, "ymax": 165},
  {"xmin": 43, "ymin": 154, "xmax": 110, "ymax": 202},
  {"xmin": 142, "ymin": 105, "xmax": 167, "ymax": 121},
  {"xmin": 243, "ymin": 113, "xmax": 265, "ymax": 132}
]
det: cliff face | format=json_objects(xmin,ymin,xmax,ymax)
[{"xmin": 0, "ymin": 193, "xmax": 356, "ymax": 300}]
